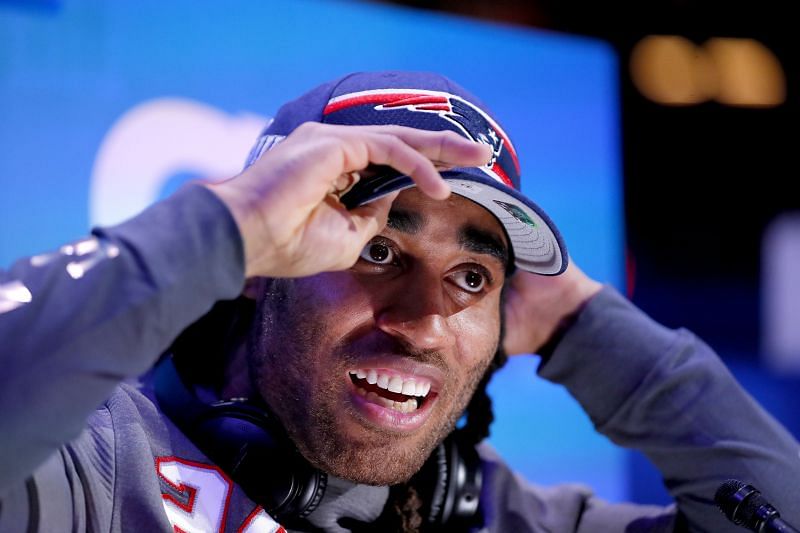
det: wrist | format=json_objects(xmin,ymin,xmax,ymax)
[
  {"xmin": 536, "ymin": 282, "xmax": 601, "ymax": 360},
  {"xmin": 203, "ymin": 182, "xmax": 271, "ymax": 279}
]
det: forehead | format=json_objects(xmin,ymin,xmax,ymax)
[
  {"xmin": 385, "ymin": 189, "xmax": 510, "ymax": 272},
  {"xmin": 388, "ymin": 188, "xmax": 506, "ymax": 237}
]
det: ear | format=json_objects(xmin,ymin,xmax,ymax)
[{"xmin": 242, "ymin": 277, "xmax": 265, "ymax": 300}]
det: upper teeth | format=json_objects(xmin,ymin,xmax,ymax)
[{"xmin": 350, "ymin": 369, "xmax": 432, "ymax": 397}]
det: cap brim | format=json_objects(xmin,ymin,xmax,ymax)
[{"xmin": 340, "ymin": 168, "xmax": 568, "ymax": 275}]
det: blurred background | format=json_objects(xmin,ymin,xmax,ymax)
[
  {"xmin": 1, "ymin": 0, "xmax": 797, "ymax": 507},
  {"xmin": 400, "ymin": 0, "xmax": 800, "ymax": 503}
]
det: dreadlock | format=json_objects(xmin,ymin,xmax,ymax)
[{"xmin": 457, "ymin": 343, "xmax": 509, "ymax": 447}]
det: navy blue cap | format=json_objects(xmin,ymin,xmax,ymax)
[{"xmin": 245, "ymin": 71, "xmax": 567, "ymax": 275}]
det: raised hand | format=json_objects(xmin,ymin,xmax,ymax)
[
  {"xmin": 503, "ymin": 263, "xmax": 603, "ymax": 356},
  {"xmin": 206, "ymin": 123, "xmax": 491, "ymax": 278}
]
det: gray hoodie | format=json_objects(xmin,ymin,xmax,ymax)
[{"xmin": 1, "ymin": 185, "xmax": 798, "ymax": 532}]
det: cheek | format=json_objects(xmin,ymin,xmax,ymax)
[
  {"xmin": 449, "ymin": 297, "xmax": 502, "ymax": 369},
  {"xmin": 298, "ymin": 273, "xmax": 374, "ymax": 322}
]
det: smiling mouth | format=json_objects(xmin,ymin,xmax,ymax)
[{"xmin": 348, "ymin": 369, "xmax": 434, "ymax": 414}]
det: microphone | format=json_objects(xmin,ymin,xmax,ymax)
[{"xmin": 715, "ymin": 479, "xmax": 799, "ymax": 532}]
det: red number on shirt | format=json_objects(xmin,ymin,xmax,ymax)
[
  {"xmin": 156, "ymin": 457, "xmax": 285, "ymax": 533},
  {"xmin": 156, "ymin": 457, "xmax": 233, "ymax": 533}
]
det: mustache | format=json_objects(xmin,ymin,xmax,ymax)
[{"xmin": 332, "ymin": 328, "xmax": 448, "ymax": 371}]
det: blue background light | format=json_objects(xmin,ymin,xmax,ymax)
[{"xmin": 0, "ymin": 0, "xmax": 625, "ymax": 501}]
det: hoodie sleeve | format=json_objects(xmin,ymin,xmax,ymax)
[
  {"xmin": 0, "ymin": 184, "xmax": 245, "ymax": 494},
  {"xmin": 533, "ymin": 285, "xmax": 800, "ymax": 531}
]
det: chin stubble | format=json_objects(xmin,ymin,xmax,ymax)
[{"xmin": 248, "ymin": 279, "xmax": 495, "ymax": 485}]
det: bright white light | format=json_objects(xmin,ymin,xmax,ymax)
[
  {"xmin": 66, "ymin": 262, "xmax": 86, "ymax": 279},
  {"xmin": 0, "ymin": 280, "xmax": 33, "ymax": 314}
]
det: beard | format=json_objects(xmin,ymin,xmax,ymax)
[{"xmin": 247, "ymin": 278, "xmax": 495, "ymax": 486}]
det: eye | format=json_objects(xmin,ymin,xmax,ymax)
[
  {"xmin": 359, "ymin": 241, "xmax": 396, "ymax": 265},
  {"xmin": 451, "ymin": 270, "xmax": 487, "ymax": 293}
]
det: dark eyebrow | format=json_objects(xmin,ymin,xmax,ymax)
[
  {"xmin": 386, "ymin": 208, "xmax": 424, "ymax": 234},
  {"xmin": 459, "ymin": 226, "xmax": 509, "ymax": 269}
]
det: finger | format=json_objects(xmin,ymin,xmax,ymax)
[
  {"xmin": 328, "ymin": 171, "xmax": 361, "ymax": 197},
  {"xmin": 365, "ymin": 126, "xmax": 493, "ymax": 169},
  {"xmin": 346, "ymin": 192, "xmax": 399, "ymax": 257},
  {"xmin": 358, "ymin": 135, "xmax": 451, "ymax": 200}
]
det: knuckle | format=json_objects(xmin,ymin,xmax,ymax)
[{"xmin": 294, "ymin": 121, "xmax": 321, "ymax": 135}]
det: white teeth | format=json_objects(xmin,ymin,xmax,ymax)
[
  {"xmin": 420, "ymin": 381, "xmax": 431, "ymax": 396},
  {"xmin": 399, "ymin": 398, "xmax": 418, "ymax": 413},
  {"xmin": 361, "ymin": 390, "xmax": 418, "ymax": 413},
  {"xmin": 349, "ymin": 369, "xmax": 433, "ymax": 398},
  {"xmin": 377, "ymin": 374, "xmax": 389, "ymax": 389},
  {"xmin": 366, "ymin": 369, "xmax": 378, "ymax": 385},
  {"xmin": 401, "ymin": 380, "xmax": 416, "ymax": 396},
  {"xmin": 387, "ymin": 376, "xmax": 403, "ymax": 393}
]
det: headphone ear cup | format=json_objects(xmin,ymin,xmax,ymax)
[
  {"xmin": 415, "ymin": 432, "xmax": 482, "ymax": 528},
  {"xmin": 154, "ymin": 359, "xmax": 326, "ymax": 521},
  {"xmin": 432, "ymin": 442, "xmax": 450, "ymax": 523},
  {"xmin": 192, "ymin": 402, "xmax": 327, "ymax": 520},
  {"xmin": 442, "ymin": 434, "xmax": 482, "ymax": 524}
]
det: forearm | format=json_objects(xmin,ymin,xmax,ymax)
[
  {"xmin": 539, "ymin": 286, "xmax": 800, "ymax": 530},
  {"xmin": 0, "ymin": 184, "xmax": 245, "ymax": 492}
]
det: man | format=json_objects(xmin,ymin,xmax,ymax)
[{"xmin": 0, "ymin": 71, "xmax": 798, "ymax": 532}]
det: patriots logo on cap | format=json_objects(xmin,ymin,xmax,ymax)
[
  {"xmin": 323, "ymin": 89, "xmax": 520, "ymax": 189},
  {"xmin": 375, "ymin": 96, "xmax": 504, "ymax": 167}
]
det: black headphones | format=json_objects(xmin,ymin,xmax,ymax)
[{"xmin": 154, "ymin": 356, "xmax": 482, "ymax": 529}]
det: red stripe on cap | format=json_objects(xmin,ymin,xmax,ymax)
[
  {"xmin": 324, "ymin": 93, "xmax": 431, "ymax": 115},
  {"xmin": 491, "ymin": 162, "xmax": 514, "ymax": 188},
  {"xmin": 325, "ymin": 90, "xmax": 521, "ymax": 178},
  {"xmin": 494, "ymin": 130, "xmax": 520, "ymax": 175},
  {"xmin": 381, "ymin": 95, "xmax": 449, "ymax": 109},
  {"xmin": 413, "ymin": 104, "xmax": 451, "ymax": 111}
]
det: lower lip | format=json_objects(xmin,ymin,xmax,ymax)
[{"xmin": 347, "ymin": 384, "xmax": 437, "ymax": 432}]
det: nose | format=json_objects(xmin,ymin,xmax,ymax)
[{"xmin": 375, "ymin": 269, "xmax": 456, "ymax": 353}]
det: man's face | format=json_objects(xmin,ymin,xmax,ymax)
[{"xmin": 249, "ymin": 188, "xmax": 508, "ymax": 485}]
